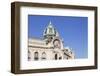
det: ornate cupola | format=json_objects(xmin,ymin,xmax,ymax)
[{"xmin": 43, "ymin": 21, "xmax": 59, "ymax": 40}]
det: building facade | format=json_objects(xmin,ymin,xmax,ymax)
[{"xmin": 28, "ymin": 21, "xmax": 75, "ymax": 61}]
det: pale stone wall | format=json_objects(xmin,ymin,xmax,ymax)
[{"xmin": 28, "ymin": 37, "xmax": 75, "ymax": 61}]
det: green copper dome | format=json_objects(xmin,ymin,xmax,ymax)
[{"xmin": 43, "ymin": 21, "xmax": 59, "ymax": 38}]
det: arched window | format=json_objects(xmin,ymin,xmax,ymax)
[
  {"xmin": 28, "ymin": 50, "xmax": 31, "ymax": 61},
  {"xmin": 41, "ymin": 52, "xmax": 46, "ymax": 60},
  {"xmin": 59, "ymin": 57, "xmax": 62, "ymax": 60},
  {"xmin": 34, "ymin": 52, "xmax": 38, "ymax": 60},
  {"xmin": 55, "ymin": 54, "xmax": 57, "ymax": 60}
]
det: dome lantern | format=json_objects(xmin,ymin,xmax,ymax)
[{"xmin": 43, "ymin": 21, "xmax": 59, "ymax": 39}]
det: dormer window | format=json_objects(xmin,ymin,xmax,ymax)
[
  {"xmin": 34, "ymin": 52, "xmax": 39, "ymax": 60},
  {"xmin": 49, "ymin": 27, "xmax": 53, "ymax": 34}
]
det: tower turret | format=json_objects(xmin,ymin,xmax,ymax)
[{"xmin": 43, "ymin": 21, "xmax": 59, "ymax": 39}]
